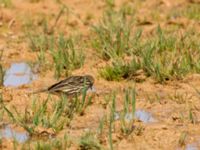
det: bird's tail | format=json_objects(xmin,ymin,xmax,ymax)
[{"xmin": 31, "ymin": 88, "xmax": 48, "ymax": 94}]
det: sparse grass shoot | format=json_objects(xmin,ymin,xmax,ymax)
[
  {"xmin": 98, "ymin": 23, "xmax": 200, "ymax": 82},
  {"xmin": 97, "ymin": 89, "xmax": 136, "ymax": 149},
  {"xmin": 100, "ymin": 58, "xmax": 140, "ymax": 81},
  {"xmin": 0, "ymin": 0, "xmax": 12, "ymax": 8},
  {"xmin": 79, "ymin": 131, "xmax": 102, "ymax": 150},
  {"xmin": 26, "ymin": 24, "xmax": 85, "ymax": 78},
  {"xmin": 141, "ymin": 26, "xmax": 200, "ymax": 82},
  {"xmin": 184, "ymin": 4, "xmax": 200, "ymax": 20},
  {"xmin": 178, "ymin": 131, "xmax": 187, "ymax": 147},
  {"xmin": 0, "ymin": 51, "xmax": 4, "ymax": 86},
  {"xmin": 50, "ymin": 34, "xmax": 85, "ymax": 78},
  {"xmin": 2, "ymin": 88, "xmax": 93, "ymax": 138},
  {"xmin": 92, "ymin": 8, "xmax": 134, "ymax": 60},
  {"xmin": 94, "ymin": 5, "xmax": 200, "ymax": 83},
  {"xmin": 21, "ymin": 134, "xmax": 72, "ymax": 150},
  {"xmin": 120, "ymin": 89, "xmax": 136, "ymax": 135},
  {"xmin": 2, "ymin": 95, "xmax": 67, "ymax": 135}
]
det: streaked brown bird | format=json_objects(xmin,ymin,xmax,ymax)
[{"xmin": 33, "ymin": 75, "xmax": 94, "ymax": 97}]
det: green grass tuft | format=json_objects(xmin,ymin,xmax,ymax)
[
  {"xmin": 0, "ymin": 0, "xmax": 12, "ymax": 8},
  {"xmin": 79, "ymin": 131, "xmax": 103, "ymax": 150},
  {"xmin": 50, "ymin": 34, "xmax": 85, "ymax": 78},
  {"xmin": 92, "ymin": 8, "xmax": 134, "ymax": 60},
  {"xmin": 25, "ymin": 12, "xmax": 84, "ymax": 79},
  {"xmin": 100, "ymin": 58, "xmax": 140, "ymax": 81}
]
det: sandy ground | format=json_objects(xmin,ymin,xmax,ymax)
[{"xmin": 1, "ymin": 0, "xmax": 200, "ymax": 149}]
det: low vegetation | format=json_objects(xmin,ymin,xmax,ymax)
[
  {"xmin": 1, "ymin": 0, "xmax": 200, "ymax": 149},
  {"xmin": 25, "ymin": 16, "xmax": 85, "ymax": 78},
  {"xmin": 93, "ymin": 7, "xmax": 200, "ymax": 83}
]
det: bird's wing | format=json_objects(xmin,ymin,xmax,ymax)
[{"xmin": 47, "ymin": 76, "xmax": 84, "ymax": 93}]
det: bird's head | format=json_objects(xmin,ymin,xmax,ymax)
[{"xmin": 85, "ymin": 75, "xmax": 94, "ymax": 89}]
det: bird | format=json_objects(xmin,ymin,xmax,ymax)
[{"xmin": 32, "ymin": 75, "xmax": 95, "ymax": 97}]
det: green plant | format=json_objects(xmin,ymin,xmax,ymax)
[
  {"xmin": 26, "ymin": 17, "xmax": 50, "ymax": 52},
  {"xmin": 105, "ymin": 0, "xmax": 115, "ymax": 8},
  {"xmin": 189, "ymin": 109, "xmax": 196, "ymax": 124},
  {"xmin": 95, "ymin": 8, "xmax": 200, "ymax": 83},
  {"xmin": 98, "ymin": 115, "xmax": 106, "ymax": 135},
  {"xmin": 108, "ymin": 92, "xmax": 117, "ymax": 150},
  {"xmin": 178, "ymin": 131, "xmax": 187, "ymax": 147},
  {"xmin": 92, "ymin": 8, "xmax": 134, "ymax": 60},
  {"xmin": 50, "ymin": 34, "xmax": 85, "ymax": 78},
  {"xmin": 184, "ymin": 4, "xmax": 200, "ymax": 20},
  {"xmin": 0, "ymin": 93, "xmax": 4, "ymax": 122},
  {"xmin": 66, "ymin": 82, "xmax": 93, "ymax": 116},
  {"xmin": 21, "ymin": 134, "xmax": 72, "ymax": 150},
  {"xmin": 79, "ymin": 131, "xmax": 102, "ymax": 150},
  {"xmin": 0, "ymin": 50, "xmax": 4, "ymax": 86},
  {"xmin": 98, "ymin": 89, "xmax": 136, "ymax": 150},
  {"xmin": 0, "ymin": 0, "xmax": 12, "ymax": 8},
  {"xmin": 141, "ymin": 26, "xmax": 200, "ymax": 83},
  {"xmin": 120, "ymin": 89, "xmax": 136, "ymax": 135},
  {"xmin": 0, "ymin": 138, "xmax": 2, "ymax": 149},
  {"xmin": 3, "ymin": 87, "xmax": 93, "ymax": 136},
  {"xmin": 29, "ymin": 0, "xmax": 43, "ymax": 2},
  {"xmin": 100, "ymin": 58, "xmax": 140, "ymax": 81},
  {"xmin": 3, "ymin": 95, "xmax": 67, "ymax": 135},
  {"xmin": 25, "ymin": 10, "xmax": 84, "ymax": 78}
]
